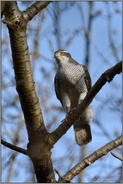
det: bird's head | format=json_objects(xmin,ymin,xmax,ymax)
[{"xmin": 54, "ymin": 50, "xmax": 71, "ymax": 65}]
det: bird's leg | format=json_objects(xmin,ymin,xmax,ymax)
[
  {"xmin": 78, "ymin": 92, "xmax": 87, "ymax": 104},
  {"xmin": 61, "ymin": 93, "xmax": 71, "ymax": 114},
  {"xmin": 61, "ymin": 106, "xmax": 71, "ymax": 124},
  {"xmin": 60, "ymin": 93, "xmax": 71, "ymax": 123}
]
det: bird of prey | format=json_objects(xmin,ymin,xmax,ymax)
[{"xmin": 54, "ymin": 50, "xmax": 93, "ymax": 146}]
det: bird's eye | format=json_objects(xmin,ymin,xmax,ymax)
[{"xmin": 60, "ymin": 52, "xmax": 65, "ymax": 56}]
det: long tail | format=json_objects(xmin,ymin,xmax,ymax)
[
  {"xmin": 74, "ymin": 123, "xmax": 92, "ymax": 145},
  {"xmin": 74, "ymin": 106, "xmax": 93, "ymax": 146}
]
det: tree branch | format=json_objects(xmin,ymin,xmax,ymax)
[
  {"xmin": 58, "ymin": 135, "xmax": 122, "ymax": 182},
  {"xmin": 1, "ymin": 139, "xmax": 28, "ymax": 155},
  {"xmin": 23, "ymin": 1, "xmax": 52, "ymax": 23},
  {"xmin": 51, "ymin": 61, "xmax": 122, "ymax": 144},
  {"xmin": 110, "ymin": 152, "xmax": 122, "ymax": 161}
]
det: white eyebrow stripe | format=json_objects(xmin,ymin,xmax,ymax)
[{"xmin": 59, "ymin": 50, "xmax": 68, "ymax": 53}]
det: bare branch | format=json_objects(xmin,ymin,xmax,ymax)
[
  {"xmin": 51, "ymin": 61, "xmax": 122, "ymax": 144},
  {"xmin": 110, "ymin": 152, "xmax": 122, "ymax": 161},
  {"xmin": 1, "ymin": 139, "xmax": 28, "ymax": 156},
  {"xmin": 23, "ymin": 1, "xmax": 52, "ymax": 23},
  {"xmin": 59, "ymin": 135, "xmax": 122, "ymax": 182}
]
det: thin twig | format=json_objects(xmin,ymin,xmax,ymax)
[
  {"xmin": 55, "ymin": 169, "xmax": 71, "ymax": 183},
  {"xmin": 55, "ymin": 169, "xmax": 63, "ymax": 179},
  {"xmin": 1, "ymin": 139, "xmax": 28, "ymax": 156},
  {"xmin": 110, "ymin": 152, "xmax": 122, "ymax": 161}
]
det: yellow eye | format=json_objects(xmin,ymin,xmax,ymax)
[{"xmin": 60, "ymin": 51, "xmax": 65, "ymax": 56}]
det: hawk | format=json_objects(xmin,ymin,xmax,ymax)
[{"xmin": 54, "ymin": 50, "xmax": 93, "ymax": 146}]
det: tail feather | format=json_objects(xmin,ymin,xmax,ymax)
[
  {"xmin": 74, "ymin": 124, "xmax": 92, "ymax": 146},
  {"xmin": 74, "ymin": 106, "xmax": 93, "ymax": 146}
]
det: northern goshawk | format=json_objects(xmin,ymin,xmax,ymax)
[{"xmin": 54, "ymin": 50, "xmax": 93, "ymax": 146}]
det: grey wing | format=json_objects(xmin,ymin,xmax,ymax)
[
  {"xmin": 82, "ymin": 65, "xmax": 92, "ymax": 92},
  {"xmin": 54, "ymin": 74, "xmax": 63, "ymax": 106}
]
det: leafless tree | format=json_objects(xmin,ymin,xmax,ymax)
[{"xmin": 1, "ymin": 2, "xmax": 122, "ymax": 183}]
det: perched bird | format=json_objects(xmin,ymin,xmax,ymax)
[{"xmin": 54, "ymin": 50, "xmax": 93, "ymax": 146}]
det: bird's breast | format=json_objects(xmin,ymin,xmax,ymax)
[{"xmin": 58, "ymin": 66, "xmax": 83, "ymax": 85}]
